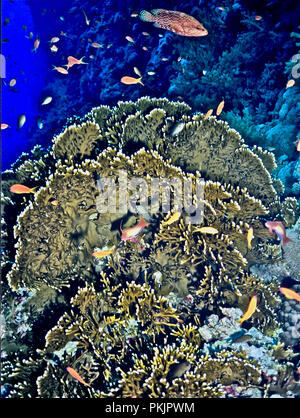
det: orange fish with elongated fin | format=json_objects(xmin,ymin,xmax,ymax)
[
  {"xmin": 121, "ymin": 76, "xmax": 144, "ymax": 85},
  {"xmin": 238, "ymin": 296, "xmax": 257, "ymax": 323},
  {"xmin": 66, "ymin": 367, "xmax": 90, "ymax": 387},
  {"xmin": 139, "ymin": 9, "xmax": 208, "ymax": 37},
  {"xmin": 65, "ymin": 56, "xmax": 88, "ymax": 69},
  {"xmin": 265, "ymin": 221, "xmax": 293, "ymax": 247},
  {"xmin": 10, "ymin": 184, "xmax": 37, "ymax": 194},
  {"xmin": 121, "ymin": 217, "xmax": 149, "ymax": 242},
  {"xmin": 279, "ymin": 287, "xmax": 300, "ymax": 302}
]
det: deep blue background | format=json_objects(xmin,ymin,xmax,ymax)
[
  {"xmin": 1, "ymin": 0, "xmax": 299, "ymax": 173},
  {"xmin": 1, "ymin": 0, "xmax": 74, "ymax": 170}
]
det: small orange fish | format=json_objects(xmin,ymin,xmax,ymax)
[
  {"xmin": 50, "ymin": 199, "xmax": 59, "ymax": 206},
  {"xmin": 50, "ymin": 37, "xmax": 60, "ymax": 43},
  {"xmin": 125, "ymin": 35, "xmax": 135, "ymax": 43},
  {"xmin": 92, "ymin": 248, "xmax": 116, "ymax": 258},
  {"xmin": 91, "ymin": 42, "xmax": 103, "ymax": 48},
  {"xmin": 238, "ymin": 296, "xmax": 257, "ymax": 323},
  {"xmin": 279, "ymin": 287, "xmax": 300, "ymax": 302},
  {"xmin": 9, "ymin": 78, "xmax": 17, "ymax": 87},
  {"xmin": 10, "ymin": 184, "xmax": 37, "ymax": 194},
  {"xmin": 1, "ymin": 123, "xmax": 9, "ymax": 130},
  {"xmin": 255, "ymin": 15, "xmax": 263, "ymax": 21},
  {"xmin": 204, "ymin": 109, "xmax": 213, "ymax": 120},
  {"xmin": 50, "ymin": 45, "xmax": 58, "ymax": 52},
  {"xmin": 121, "ymin": 76, "xmax": 144, "ymax": 86},
  {"xmin": 139, "ymin": 9, "xmax": 208, "ymax": 37},
  {"xmin": 32, "ymin": 38, "xmax": 40, "ymax": 53},
  {"xmin": 297, "ymin": 139, "xmax": 300, "ymax": 152},
  {"xmin": 194, "ymin": 226, "xmax": 218, "ymax": 234},
  {"xmin": 142, "ymin": 46, "xmax": 149, "ymax": 51},
  {"xmin": 216, "ymin": 100, "xmax": 225, "ymax": 116},
  {"xmin": 265, "ymin": 221, "xmax": 293, "ymax": 247},
  {"xmin": 65, "ymin": 56, "xmax": 88, "ymax": 69},
  {"xmin": 121, "ymin": 217, "xmax": 149, "ymax": 242},
  {"xmin": 66, "ymin": 367, "xmax": 90, "ymax": 387},
  {"xmin": 286, "ymin": 79, "xmax": 295, "ymax": 89},
  {"xmin": 52, "ymin": 65, "xmax": 68, "ymax": 74},
  {"xmin": 162, "ymin": 212, "xmax": 181, "ymax": 226},
  {"xmin": 142, "ymin": 31, "xmax": 150, "ymax": 36}
]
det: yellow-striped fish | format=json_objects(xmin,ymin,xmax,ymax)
[
  {"xmin": 162, "ymin": 211, "xmax": 181, "ymax": 226},
  {"xmin": 238, "ymin": 296, "xmax": 257, "ymax": 323},
  {"xmin": 194, "ymin": 226, "xmax": 218, "ymax": 234},
  {"xmin": 92, "ymin": 248, "xmax": 116, "ymax": 258},
  {"xmin": 247, "ymin": 227, "xmax": 254, "ymax": 249}
]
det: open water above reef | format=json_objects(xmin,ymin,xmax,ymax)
[{"xmin": 1, "ymin": 0, "xmax": 300, "ymax": 400}]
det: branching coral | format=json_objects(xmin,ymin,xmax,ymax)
[
  {"xmin": 2, "ymin": 275, "xmax": 262, "ymax": 398},
  {"xmin": 2, "ymin": 97, "xmax": 299, "ymax": 398}
]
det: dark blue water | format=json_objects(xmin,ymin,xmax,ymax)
[
  {"xmin": 1, "ymin": 0, "xmax": 74, "ymax": 170},
  {"xmin": 1, "ymin": 0, "xmax": 300, "ymax": 174}
]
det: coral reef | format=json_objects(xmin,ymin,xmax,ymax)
[{"xmin": 1, "ymin": 97, "xmax": 299, "ymax": 398}]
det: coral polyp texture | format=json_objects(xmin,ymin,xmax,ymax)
[{"xmin": 1, "ymin": 98, "xmax": 299, "ymax": 398}]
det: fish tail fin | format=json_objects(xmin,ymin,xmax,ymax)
[
  {"xmin": 138, "ymin": 78, "xmax": 144, "ymax": 86},
  {"xmin": 30, "ymin": 186, "xmax": 38, "ymax": 193},
  {"xmin": 282, "ymin": 236, "xmax": 293, "ymax": 246},
  {"xmin": 139, "ymin": 216, "xmax": 149, "ymax": 228},
  {"xmin": 80, "ymin": 56, "xmax": 88, "ymax": 64},
  {"xmin": 139, "ymin": 10, "xmax": 155, "ymax": 22}
]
